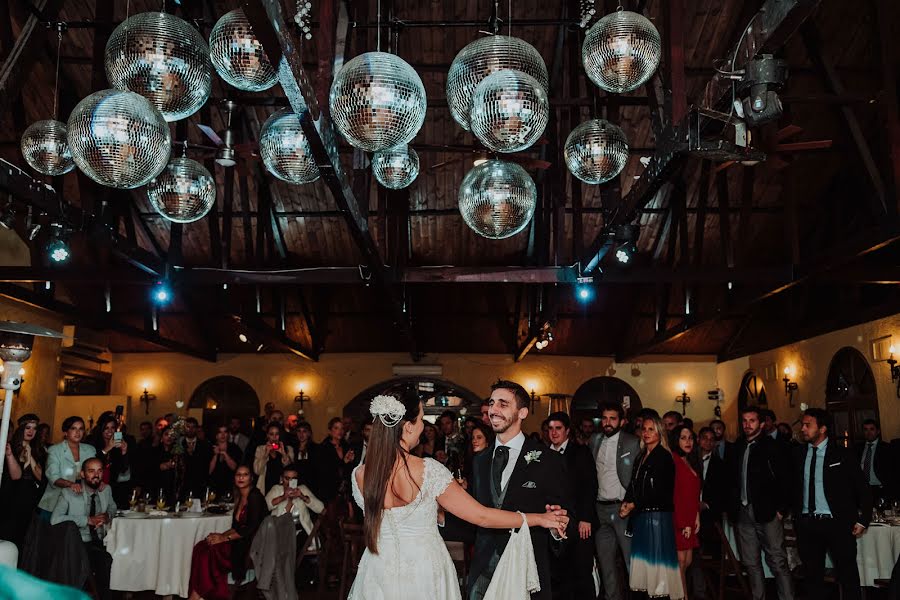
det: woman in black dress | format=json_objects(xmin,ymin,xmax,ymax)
[
  {"xmin": 88, "ymin": 413, "xmax": 132, "ymax": 507},
  {"xmin": 316, "ymin": 417, "xmax": 355, "ymax": 503},
  {"xmin": 208, "ymin": 425, "xmax": 242, "ymax": 496},
  {"xmin": 0, "ymin": 414, "xmax": 47, "ymax": 549}
]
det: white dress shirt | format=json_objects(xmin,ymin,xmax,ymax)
[
  {"xmin": 551, "ymin": 439, "xmax": 569, "ymax": 454},
  {"xmin": 597, "ymin": 431, "xmax": 626, "ymax": 501},
  {"xmin": 493, "ymin": 431, "xmax": 526, "ymax": 491},
  {"xmin": 265, "ymin": 483, "xmax": 325, "ymax": 538},
  {"xmin": 700, "ymin": 451, "xmax": 712, "ymax": 502}
]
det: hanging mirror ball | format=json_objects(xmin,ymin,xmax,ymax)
[
  {"xmin": 582, "ymin": 10, "xmax": 661, "ymax": 93},
  {"xmin": 67, "ymin": 89, "xmax": 171, "ymax": 189},
  {"xmin": 458, "ymin": 159, "xmax": 536, "ymax": 240},
  {"xmin": 20, "ymin": 120, "xmax": 74, "ymax": 176},
  {"xmin": 259, "ymin": 108, "xmax": 320, "ymax": 184},
  {"xmin": 447, "ymin": 35, "xmax": 548, "ymax": 131},
  {"xmin": 470, "ymin": 69, "xmax": 549, "ymax": 153},
  {"xmin": 105, "ymin": 12, "xmax": 212, "ymax": 122},
  {"xmin": 564, "ymin": 119, "xmax": 629, "ymax": 184},
  {"xmin": 209, "ymin": 8, "xmax": 278, "ymax": 92},
  {"xmin": 146, "ymin": 157, "xmax": 216, "ymax": 223},
  {"xmin": 372, "ymin": 145, "xmax": 419, "ymax": 190},
  {"xmin": 330, "ymin": 51, "xmax": 427, "ymax": 152}
]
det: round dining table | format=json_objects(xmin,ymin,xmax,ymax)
[{"xmin": 105, "ymin": 512, "xmax": 232, "ymax": 597}]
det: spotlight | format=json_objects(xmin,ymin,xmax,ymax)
[
  {"xmin": 238, "ymin": 333, "xmax": 248, "ymax": 343},
  {"xmin": 613, "ymin": 223, "xmax": 639, "ymax": 265},
  {"xmin": 152, "ymin": 282, "xmax": 172, "ymax": 304},
  {"xmin": 615, "ymin": 245, "xmax": 634, "ymax": 264},
  {"xmin": 576, "ymin": 284, "xmax": 594, "ymax": 302},
  {"xmin": 737, "ymin": 55, "xmax": 788, "ymax": 128},
  {"xmin": 46, "ymin": 225, "xmax": 70, "ymax": 263}
]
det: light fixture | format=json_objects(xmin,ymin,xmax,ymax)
[
  {"xmin": 28, "ymin": 223, "xmax": 41, "ymax": 240},
  {"xmin": 21, "ymin": 120, "xmax": 75, "ymax": 176},
  {"xmin": 675, "ymin": 383, "xmax": 691, "ymax": 415},
  {"xmin": 329, "ymin": 51, "xmax": 427, "ymax": 152},
  {"xmin": 208, "ymin": 9, "xmax": 277, "ymax": 92},
  {"xmin": 614, "ymin": 224, "xmax": 639, "ymax": 265},
  {"xmin": 146, "ymin": 156, "xmax": 217, "ymax": 223},
  {"xmin": 458, "ymin": 159, "xmax": 537, "ymax": 239},
  {"xmin": 535, "ymin": 323, "xmax": 553, "ymax": 350},
  {"xmin": 238, "ymin": 333, "xmax": 248, "ymax": 343},
  {"xmin": 887, "ymin": 345, "xmax": 900, "ymax": 398},
  {"xmin": 372, "ymin": 145, "xmax": 420, "ymax": 190},
  {"xmin": 564, "ymin": 119, "xmax": 629, "ymax": 184},
  {"xmin": 105, "ymin": 12, "xmax": 212, "ymax": 122},
  {"xmin": 575, "ymin": 284, "xmax": 594, "ymax": 302},
  {"xmin": 736, "ymin": 55, "xmax": 788, "ymax": 128},
  {"xmin": 294, "ymin": 386, "xmax": 311, "ymax": 415},
  {"xmin": 139, "ymin": 383, "xmax": 156, "ymax": 415},
  {"xmin": 582, "ymin": 10, "xmax": 661, "ymax": 94},
  {"xmin": 46, "ymin": 225, "xmax": 70, "ymax": 263},
  {"xmin": 469, "ymin": 69, "xmax": 549, "ymax": 153},
  {"xmin": 259, "ymin": 108, "xmax": 320, "ymax": 184},
  {"xmin": 783, "ymin": 366, "xmax": 798, "ymax": 406},
  {"xmin": 152, "ymin": 281, "xmax": 172, "ymax": 304}
]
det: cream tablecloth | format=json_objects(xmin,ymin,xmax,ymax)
[{"xmin": 105, "ymin": 513, "xmax": 232, "ymax": 596}]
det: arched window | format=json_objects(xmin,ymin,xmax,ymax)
[
  {"xmin": 825, "ymin": 347, "xmax": 879, "ymax": 446},
  {"xmin": 737, "ymin": 371, "xmax": 768, "ymax": 412},
  {"xmin": 345, "ymin": 377, "xmax": 484, "ymax": 423},
  {"xmin": 571, "ymin": 377, "xmax": 643, "ymax": 425},
  {"xmin": 188, "ymin": 376, "xmax": 260, "ymax": 434}
]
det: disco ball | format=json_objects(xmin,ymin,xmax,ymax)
[
  {"xmin": 372, "ymin": 145, "xmax": 419, "ymax": 190},
  {"xmin": 470, "ymin": 69, "xmax": 549, "ymax": 153},
  {"xmin": 67, "ymin": 89, "xmax": 171, "ymax": 189},
  {"xmin": 105, "ymin": 12, "xmax": 212, "ymax": 122},
  {"xmin": 582, "ymin": 10, "xmax": 661, "ymax": 93},
  {"xmin": 146, "ymin": 157, "xmax": 216, "ymax": 223},
  {"xmin": 20, "ymin": 120, "xmax": 74, "ymax": 176},
  {"xmin": 458, "ymin": 159, "xmax": 536, "ymax": 240},
  {"xmin": 209, "ymin": 8, "xmax": 278, "ymax": 92},
  {"xmin": 447, "ymin": 35, "xmax": 548, "ymax": 131},
  {"xmin": 329, "ymin": 51, "xmax": 427, "ymax": 152},
  {"xmin": 259, "ymin": 108, "xmax": 320, "ymax": 184},
  {"xmin": 564, "ymin": 119, "xmax": 629, "ymax": 184}
]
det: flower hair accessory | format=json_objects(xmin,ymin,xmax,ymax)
[{"xmin": 370, "ymin": 395, "xmax": 406, "ymax": 428}]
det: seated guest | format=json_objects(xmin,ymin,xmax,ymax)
[
  {"xmin": 671, "ymin": 425, "xmax": 701, "ymax": 599},
  {"xmin": 252, "ymin": 424, "xmax": 295, "ymax": 494},
  {"xmin": 264, "ymin": 464, "xmax": 324, "ymax": 548},
  {"xmin": 153, "ymin": 426, "xmax": 179, "ymax": 505},
  {"xmin": 50, "ymin": 457, "xmax": 116, "ymax": 600},
  {"xmin": 208, "ymin": 425, "xmax": 242, "ymax": 496},
  {"xmin": 0, "ymin": 414, "xmax": 47, "ymax": 549},
  {"xmin": 854, "ymin": 418, "xmax": 896, "ymax": 502},
  {"xmin": 188, "ymin": 465, "xmax": 266, "ymax": 600},
  {"xmin": 182, "ymin": 417, "xmax": 212, "ymax": 500},
  {"xmin": 88, "ymin": 413, "xmax": 131, "ymax": 508},
  {"xmin": 38, "ymin": 416, "xmax": 97, "ymax": 519}
]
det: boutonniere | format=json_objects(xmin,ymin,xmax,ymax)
[{"xmin": 524, "ymin": 450, "xmax": 542, "ymax": 464}]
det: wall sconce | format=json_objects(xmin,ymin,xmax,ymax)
[
  {"xmin": 140, "ymin": 382, "xmax": 156, "ymax": 415},
  {"xmin": 887, "ymin": 346, "xmax": 900, "ymax": 398},
  {"xmin": 675, "ymin": 383, "xmax": 691, "ymax": 415},
  {"xmin": 783, "ymin": 367, "xmax": 799, "ymax": 406},
  {"xmin": 294, "ymin": 388, "xmax": 311, "ymax": 415}
]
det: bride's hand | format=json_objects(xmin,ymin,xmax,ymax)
[{"xmin": 534, "ymin": 510, "xmax": 568, "ymax": 538}]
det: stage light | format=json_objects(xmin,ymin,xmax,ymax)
[
  {"xmin": 152, "ymin": 282, "xmax": 172, "ymax": 304},
  {"xmin": 615, "ymin": 245, "xmax": 633, "ymax": 264},
  {"xmin": 238, "ymin": 333, "xmax": 248, "ymax": 343},
  {"xmin": 46, "ymin": 226, "xmax": 70, "ymax": 263},
  {"xmin": 576, "ymin": 284, "xmax": 594, "ymax": 302}
]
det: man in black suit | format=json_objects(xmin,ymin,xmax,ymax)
[
  {"xmin": 547, "ymin": 411, "xmax": 597, "ymax": 599},
  {"xmin": 690, "ymin": 426, "xmax": 727, "ymax": 599},
  {"xmin": 793, "ymin": 408, "xmax": 871, "ymax": 600},
  {"xmin": 710, "ymin": 419, "xmax": 733, "ymax": 461},
  {"xmin": 725, "ymin": 407, "xmax": 794, "ymax": 600},
  {"xmin": 181, "ymin": 417, "xmax": 212, "ymax": 500},
  {"xmin": 854, "ymin": 418, "xmax": 896, "ymax": 502},
  {"xmin": 469, "ymin": 380, "xmax": 573, "ymax": 600}
]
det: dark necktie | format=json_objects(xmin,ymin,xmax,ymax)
[
  {"xmin": 808, "ymin": 446, "xmax": 817, "ymax": 513},
  {"xmin": 863, "ymin": 443, "xmax": 874, "ymax": 481},
  {"xmin": 89, "ymin": 493, "xmax": 101, "ymax": 544},
  {"xmin": 492, "ymin": 446, "xmax": 510, "ymax": 493}
]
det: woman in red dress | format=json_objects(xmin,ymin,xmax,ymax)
[
  {"xmin": 671, "ymin": 424, "xmax": 701, "ymax": 599},
  {"xmin": 188, "ymin": 464, "xmax": 266, "ymax": 600}
]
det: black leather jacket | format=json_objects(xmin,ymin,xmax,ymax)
[{"xmin": 625, "ymin": 444, "xmax": 675, "ymax": 513}]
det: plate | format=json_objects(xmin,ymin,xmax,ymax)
[
  {"xmin": 181, "ymin": 512, "xmax": 206, "ymax": 518},
  {"xmin": 120, "ymin": 512, "xmax": 149, "ymax": 519}
]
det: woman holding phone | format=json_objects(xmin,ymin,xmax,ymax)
[
  {"xmin": 253, "ymin": 424, "xmax": 294, "ymax": 493},
  {"xmin": 89, "ymin": 412, "xmax": 131, "ymax": 507}
]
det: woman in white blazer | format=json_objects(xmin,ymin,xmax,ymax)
[
  {"xmin": 253, "ymin": 424, "xmax": 294, "ymax": 494},
  {"xmin": 264, "ymin": 464, "xmax": 324, "ymax": 543},
  {"xmin": 37, "ymin": 416, "xmax": 97, "ymax": 516}
]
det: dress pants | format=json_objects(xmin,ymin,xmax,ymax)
[
  {"xmin": 735, "ymin": 505, "xmax": 793, "ymax": 600},
  {"xmin": 85, "ymin": 541, "xmax": 112, "ymax": 600},
  {"xmin": 552, "ymin": 534, "xmax": 596, "ymax": 599},
  {"xmin": 796, "ymin": 516, "xmax": 861, "ymax": 600},
  {"xmin": 594, "ymin": 503, "xmax": 631, "ymax": 600},
  {"xmin": 689, "ymin": 509, "xmax": 722, "ymax": 599}
]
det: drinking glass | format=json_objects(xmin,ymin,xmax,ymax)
[{"xmin": 129, "ymin": 489, "xmax": 138, "ymax": 510}]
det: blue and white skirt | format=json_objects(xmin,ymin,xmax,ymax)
[{"xmin": 629, "ymin": 511, "xmax": 684, "ymax": 599}]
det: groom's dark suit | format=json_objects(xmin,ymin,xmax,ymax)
[{"xmin": 468, "ymin": 433, "xmax": 573, "ymax": 600}]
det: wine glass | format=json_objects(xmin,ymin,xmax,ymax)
[
  {"xmin": 128, "ymin": 489, "xmax": 138, "ymax": 510},
  {"xmin": 186, "ymin": 492, "xmax": 194, "ymax": 511},
  {"xmin": 156, "ymin": 488, "xmax": 167, "ymax": 511},
  {"xmin": 206, "ymin": 489, "xmax": 217, "ymax": 505}
]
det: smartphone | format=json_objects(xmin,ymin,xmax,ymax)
[
  {"xmin": 114, "ymin": 431, "xmax": 123, "ymax": 442},
  {"xmin": 271, "ymin": 443, "xmax": 279, "ymax": 450},
  {"xmin": 288, "ymin": 478, "xmax": 298, "ymax": 489}
]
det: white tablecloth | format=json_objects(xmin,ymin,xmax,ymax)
[{"xmin": 105, "ymin": 513, "xmax": 232, "ymax": 596}]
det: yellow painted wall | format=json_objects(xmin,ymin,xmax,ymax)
[{"xmin": 50, "ymin": 395, "xmax": 129, "ymax": 443}]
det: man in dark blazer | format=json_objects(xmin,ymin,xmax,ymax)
[
  {"xmin": 547, "ymin": 411, "xmax": 597, "ymax": 599},
  {"xmin": 691, "ymin": 426, "xmax": 727, "ymax": 599},
  {"xmin": 854, "ymin": 418, "xmax": 896, "ymax": 502},
  {"xmin": 725, "ymin": 406, "xmax": 794, "ymax": 600},
  {"xmin": 469, "ymin": 380, "xmax": 573, "ymax": 600},
  {"xmin": 589, "ymin": 401, "xmax": 641, "ymax": 600},
  {"xmin": 710, "ymin": 419, "xmax": 733, "ymax": 461},
  {"xmin": 793, "ymin": 408, "xmax": 872, "ymax": 600}
]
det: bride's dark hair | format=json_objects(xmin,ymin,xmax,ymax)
[{"xmin": 363, "ymin": 387, "xmax": 422, "ymax": 553}]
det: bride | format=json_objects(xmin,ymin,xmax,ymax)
[{"xmin": 349, "ymin": 390, "xmax": 568, "ymax": 600}]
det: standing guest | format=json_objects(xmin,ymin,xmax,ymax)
[
  {"xmin": 591, "ymin": 401, "xmax": 641, "ymax": 600},
  {"xmin": 540, "ymin": 419, "xmax": 551, "ymax": 447},
  {"xmin": 776, "ymin": 423, "xmax": 793, "ymax": 441},
  {"xmin": 671, "ymin": 425, "xmax": 701, "ymax": 600},
  {"xmin": 132, "ymin": 419, "xmax": 160, "ymax": 493},
  {"xmin": 265, "ymin": 464, "xmax": 324, "ymax": 549},
  {"xmin": 662, "ymin": 411, "xmax": 683, "ymax": 432},
  {"xmin": 293, "ymin": 422, "xmax": 318, "ymax": 487},
  {"xmin": 463, "ymin": 416, "xmax": 478, "ymax": 438},
  {"xmin": 153, "ymin": 417, "xmax": 170, "ymax": 443},
  {"xmin": 317, "ymin": 417, "xmax": 354, "ymax": 503},
  {"xmin": 227, "ymin": 417, "xmax": 250, "ymax": 455},
  {"xmin": 153, "ymin": 426, "xmax": 179, "ymax": 504},
  {"xmin": 270, "ymin": 410, "xmax": 284, "ymax": 426},
  {"xmin": 208, "ymin": 425, "xmax": 242, "ymax": 496},
  {"xmin": 181, "ymin": 417, "xmax": 212, "ymax": 500},
  {"xmin": 0, "ymin": 414, "xmax": 46, "ymax": 549},
  {"xmin": 547, "ymin": 411, "xmax": 598, "ymax": 599},
  {"xmin": 854, "ymin": 418, "xmax": 896, "ymax": 502},
  {"xmin": 342, "ymin": 416, "xmax": 359, "ymax": 445},
  {"xmin": 414, "ymin": 422, "xmax": 438, "ymax": 458},
  {"xmin": 726, "ymin": 407, "xmax": 793, "ymax": 600},
  {"xmin": 464, "ymin": 422, "xmax": 493, "ymax": 483},
  {"xmin": 88, "ymin": 413, "xmax": 131, "ymax": 508},
  {"xmin": 50, "ymin": 457, "xmax": 116, "ymax": 600},
  {"xmin": 36, "ymin": 423, "xmax": 51, "ymax": 453},
  {"xmin": 690, "ymin": 427, "xmax": 726, "ymax": 600},
  {"xmin": 576, "ymin": 417, "xmax": 595, "ymax": 446},
  {"xmin": 137, "ymin": 421, "xmax": 152, "ymax": 444},
  {"xmin": 253, "ymin": 424, "xmax": 294, "ymax": 494},
  {"xmin": 282, "ymin": 414, "xmax": 300, "ymax": 454},
  {"xmin": 38, "ymin": 416, "xmax": 97, "ymax": 519},
  {"xmin": 619, "ymin": 415, "xmax": 683, "ymax": 600},
  {"xmin": 188, "ymin": 465, "xmax": 266, "ymax": 600},
  {"xmin": 793, "ymin": 408, "xmax": 871, "ymax": 600},
  {"xmin": 709, "ymin": 419, "xmax": 732, "ymax": 461},
  {"xmin": 479, "ymin": 399, "xmax": 490, "ymax": 426},
  {"xmin": 354, "ymin": 421, "xmax": 373, "ymax": 466}
]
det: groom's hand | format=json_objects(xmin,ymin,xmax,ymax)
[{"xmin": 544, "ymin": 505, "xmax": 569, "ymax": 539}]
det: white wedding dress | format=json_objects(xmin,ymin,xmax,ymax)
[{"xmin": 348, "ymin": 458, "xmax": 462, "ymax": 600}]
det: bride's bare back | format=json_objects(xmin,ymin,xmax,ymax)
[{"xmin": 355, "ymin": 454, "xmax": 426, "ymax": 509}]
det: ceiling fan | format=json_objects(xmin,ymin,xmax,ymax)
[
  {"xmin": 428, "ymin": 139, "xmax": 552, "ymax": 172},
  {"xmin": 194, "ymin": 100, "xmax": 258, "ymax": 171}
]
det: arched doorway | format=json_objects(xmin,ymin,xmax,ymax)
[
  {"xmin": 826, "ymin": 347, "xmax": 879, "ymax": 446},
  {"xmin": 737, "ymin": 371, "xmax": 768, "ymax": 412},
  {"xmin": 571, "ymin": 377, "xmax": 643, "ymax": 426},
  {"xmin": 345, "ymin": 377, "xmax": 484, "ymax": 424},
  {"xmin": 189, "ymin": 376, "xmax": 260, "ymax": 436}
]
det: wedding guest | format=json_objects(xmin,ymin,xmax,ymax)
[
  {"xmin": 663, "ymin": 411, "xmax": 683, "ymax": 432},
  {"xmin": 671, "ymin": 425, "xmax": 701, "ymax": 600},
  {"xmin": 726, "ymin": 407, "xmax": 793, "ymax": 600},
  {"xmin": 414, "ymin": 422, "xmax": 438, "ymax": 459},
  {"xmin": 0, "ymin": 414, "xmax": 46, "ymax": 549},
  {"xmin": 227, "ymin": 417, "xmax": 250, "ymax": 455},
  {"xmin": 35, "ymin": 423, "xmax": 51, "ymax": 452},
  {"xmin": 293, "ymin": 422, "xmax": 318, "ymax": 488},
  {"xmin": 619, "ymin": 415, "xmax": 683, "ymax": 599},
  {"xmin": 208, "ymin": 425, "xmax": 242, "ymax": 496},
  {"xmin": 793, "ymin": 408, "xmax": 871, "ymax": 600},
  {"xmin": 132, "ymin": 418, "xmax": 163, "ymax": 492},
  {"xmin": 540, "ymin": 419, "xmax": 551, "ymax": 446},
  {"xmin": 354, "ymin": 421, "xmax": 372, "ymax": 466},
  {"xmin": 153, "ymin": 426, "xmax": 179, "ymax": 505},
  {"xmin": 854, "ymin": 418, "xmax": 896, "ymax": 502},
  {"xmin": 264, "ymin": 464, "xmax": 324, "ymax": 549},
  {"xmin": 38, "ymin": 416, "xmax": 97, "ymax": 519},
  {"xmin": 709, "ymin": 419, "xmax": 732, "ymax": 461},
  {"xmin": 690, "ymin": 427, "xmax": 726, "ymax": 600},
  {"xmin": 777, "ymin": 423, "xmax": 793, "ymax": 441},
  {"xmin": 88, "ymin": 413, "xmax": 131, "ymax": 508},
  {"xmin": 463, "ymin": 416, "xmax": 478, "ymax": 438},
  {"xmin": 253, "ymin": 424, "xmax": 294, "ymax": 494},
  {"xmin": 576, "ymin": 417, "xmax": 595, "ymax": 446},
  {"xmin": 317, "ymin": 418, "xmax": 354, "ymax": 503},
  {"xmin": 188, "ymin": 465, "xmax": 266, "ymax": 600},
  {"xmin": 181, "ymin": 417, "xmax": 212, "ymax": 500},
  {"xmin": 479, "ymin": 399, "xmax": 490, "ymax": 426},
  {"xmin": 464, "ymin": 422, "xmax": 493, "ymax": 483},
  {"xmin": 50, "ymin": 457, "xmax": 116, "ymax": 600}
]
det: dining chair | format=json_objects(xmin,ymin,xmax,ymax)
[
  {"xmin": 444, "ymin": 540, "xmax": 468, "ymax": 596},
  {"xmin": 338, "ymin": 520, "xmax": 366, "ymax": 599}
]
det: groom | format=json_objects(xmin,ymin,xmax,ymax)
[{"xmin": 468, "ymin": 380, "xmax": 573, "ymax": 600}]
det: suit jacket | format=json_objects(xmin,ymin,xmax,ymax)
[
  {"xmin": 699, "ymin": 452, "xmax": 726, "ymax": 516},
  {"xmin": 558, "ymin": 441, "xmax": 598, "ymax": 527},
  {"xmin": 590, "ymin": 431, "xmax": 641, "ymax": 499},
  {"xmin": 469, "ymin": 436, "xmax": 573, "ymax": 600},
  {"xmin": 38, "ymin": 442, "xmax": 98, "ymax": 512},
  {"xmin": 725, "ymin": 434, "xmax": 790, "ymax": 523},
  {"xmin": 50, "ymin": 485, "xmax": 117, "ymax": 542},
  {"xmin": 181, "ymin": 438, "xmax": 213, "ymax": 499},
  {"xmin": 853, "ymin": 439, "xmax": 896, "ymax": 494},
  {"xmin": 791, "ymin": 440, "xmax": 872, "ymax": 531}
]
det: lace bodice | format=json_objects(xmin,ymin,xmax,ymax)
[{"xmin": 351, "ymin": 457, "xmax": 452, "ymax": 522}]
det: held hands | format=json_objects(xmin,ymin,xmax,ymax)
[
  {"xmin": 618, "ymin": 502, "xmax": 635, "ymax": 519},
  {"xmin": 119, "ymin": 440, "xmax": 128, "ymax": 455},
  {"xmin": 543, "ymin": 504, "xmax": 569, "ymax": 539}
]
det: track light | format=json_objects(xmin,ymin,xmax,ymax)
[
  {"xmin": 152, "ymin": 281, "xmax": 172, "ymax": 304},
  {"xmin": 46, "ymin": 225, "xmax": 70, "ymax": 263},
  {"xmin": 575, "ymin": 284, "xmax": 594, "ymax": 302},
  {"xmin": 613, "ymin": 223, "xmax": 639, "ymax": 265}
]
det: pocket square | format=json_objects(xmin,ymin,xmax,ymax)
[
  {"xmin": 620, "ymin": 452, "xmax": 631, "ymax": 458},
  {"xmin": 522, "ymin": 481, "xmax": 537, "ymax": 488},
  {"xmin": 828, "ymin": 462, "xmax": 841, "ymax": 467}
]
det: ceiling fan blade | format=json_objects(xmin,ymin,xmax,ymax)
[
  {"xmin": 429, "ymin": 158, "xmax": 464, "ymax": 171},
  {"xmin": 712, "ymin": 160, "xmax": 737, "ymax": 174},
  {"xmin": 196, "ymin": 123, "xmax": 224, "ymax": 147},
  {"xmin": 773, "ymin": 140, "xmax": 833, "ymax": 153},
  {"xmin": 774, "ymin": 124, "xmax": 803, "ymax": 142}
]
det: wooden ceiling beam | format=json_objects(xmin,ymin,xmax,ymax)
[{"xmin": 0, "ymin": 0, "xmax": 64, "ymax": 110}]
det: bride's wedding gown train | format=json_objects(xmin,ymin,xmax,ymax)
[{"xmin": 348, "ymin": 458, "xmax": 462, "ymax": 600}]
